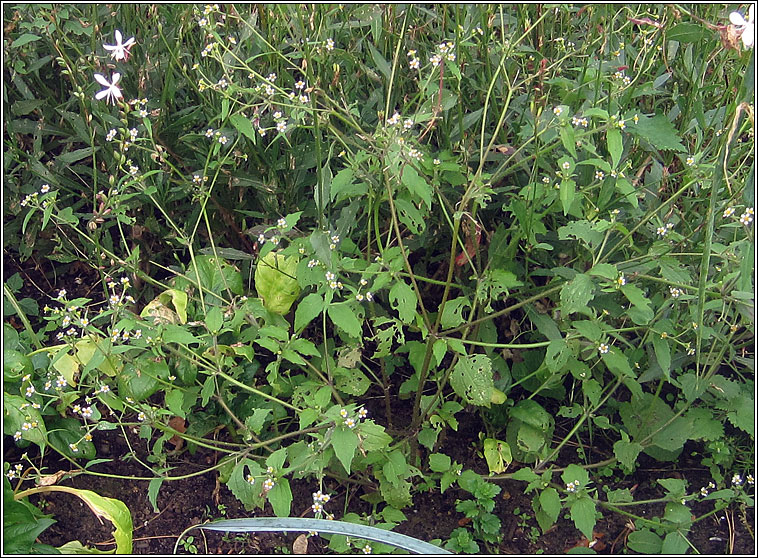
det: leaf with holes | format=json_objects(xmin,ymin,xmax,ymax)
[
  {"xmin": 389, "ymin": 280, "xmax": 417, "ymax": 324},
  {"xmin": 450, "ymin": 354, "xmax": 493, "ymax": 407}
]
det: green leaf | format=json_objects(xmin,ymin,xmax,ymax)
[
  {"xmin": 627, "ymin": 530, "xmax": 663, "ymax": 554},
  {"xmin": 267, "ymin": 478, "xmax": 292, "ymax": 517},
  {"xmin": 429, "ymin": 453, "xmax": 452, "ymax": 473},
  {"xmin": 334, "ymin": 367, "xmax": 371, "ymax": 396},
  {"xmin": 544, "ymin": 338, "xmax": 570, "ymax": 372},
  {"xmin": 147, "ymin": 478, "xmax": 163, "ymax": 513},
  {"xmin": 358, "ymin": 421, "xmax": 392, "ymax": 452},
  {"xmin": 483, "ymin": 438, "xmax": 512, "ymax": 474},
  {"xmin": 559, "ymin": 220, "xmax": 604, "ymax": 248},
  {"xmin": 569, "ymin": 496, "xmax": 596, "ymax": 540},
  {"xmin": 327, "ymin": 303, "xmax": 362, "ymax": 338},
  {"xmin": 561, "ymin": 273, "xmax": 595, "ymax": 315},
  {"xmin": 245, "ymin": 409, "xmax": 271, "ymax": 435},
  {"xmin": 601, "ymin": 349, "xmax": 634, "ymax": 378},
  {"xmin": 561, "ymin": 464, "xmax": 590, "ymax": 489},
  {"xmin": 631, "ymin": 114, "xmax": 686, "ymax": 152},
  {"xmin": 332, "ymin": 426, "xmax": 359, "ymax": 474},
  {"xmin": 613, "ymin": 432, "xmax": 643, "ymax": 470},
  {"xmin": 3, "ymin": 394, "xmax": 47, "ymax": 449},
  {"xmin": 560, "ymin": 178, "xmax": 576, "ymax": 215},
  {"xmin": 440, "ymin": 296, "xmax": 470, "ymax": 329},
  {"xmin": 394, "ymin": 198, "xmax": 425, "ymax": 234},
  {"xmin": 450, "ymin": 354, "xmax": 493, "ymax": 407},
  {"xmin": 11, "ymin": 33, "xmax": 41, "ymax": 48},
  {"xmin": 165, "ymin": 389, "xmax": 185, "ymax": 418},
  {"xmin": 401, "ymin": 164, "xmax": 432, "ymax": 209},
  {"xmin": 229, "ymin": 113, "xmax": 257, "ymax": 142},
  {"xmin": 651, "ymin": 335, "xmax": 671, "ymax": 378},
  {"xmin": 61, "ymin": 488, "xmax": 133, "ymax": 553},
  {"xmin": 389, "ymin": 280, "xmax": 417, "ymax": 324},
  {"xmin": 667, "ymin": 23, "xmax": 709, "ymax": 43},
  {"xmin": 294, "ymin": 293, "xmax": 323, "ymax": 332},
  {"xmin": 205, "ymin": 306, "xmax": 223, "ymax": 333},
  {"xmin": 539, "ymin": 487, "xmax": 561, "ymax": 524},
  {"xmin": 366, "ymin": 40, "xmax": 391, "ymax": 81},
  {"xmin": 620, "ymin": 284, "xmax": 653, "ymax": 324},
  {"xmin": 607, "ymin": 128, "xmax": 622, "ymax": 168},
  {"xmin": 255, "ymin": 251, "xmax": 301, "ymax": 314}
]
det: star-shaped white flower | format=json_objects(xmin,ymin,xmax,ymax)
[
  {"xmin": 103, "ymin": 30, "xmax": 136, "ymax": 61},
  {"xmin": 730, "ymin": 5, "xmax": 754, "ymax": 49},
  {"xmin": 94, "ymin": 73, "xmax": 123, "ymax": 105}
]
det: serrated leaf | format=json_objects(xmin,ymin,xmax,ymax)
[
  {"xmin": 327, "ymin": 303, "xmax": 362, "ymax": 338},
  {"xmin": 539, "ymin": 487, "xmax": 561, "ymax": 523},
  {"xmin": 631, "ymin": 114, "xmax": 686, "ymax": 152},
  {"xmin": 613, "ymin": 435, "xmax": 643, "ymax": 470}
]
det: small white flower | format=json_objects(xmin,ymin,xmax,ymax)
[
  {"xmin": 81, "ymin": 406, "xmax": 93, "ymax": 418},
  {"xmin": 94, "ymin": 72, "xmax": 124, "ymax": 105},
  {"xmin": 723, "ymin": 207, "xmax": 735, "ymax": 218},
  {"xmin": 263, "ymin": 478, "xmax": 275, "ymax": 491},
  {"xmin": 267, "ymin": 73, "xmax": 277, "ymax": 82},
  {"xmin": 13, "ymin": 431, "xmax": 22, "ymax": 441},
  {"xmin": 103, "ymin": 30, "xmax": 136, "ymax": 61},
  {"xmin": 137, "ymin": 411, "xmax": 146, "ymax": 421},
  {"xmin": 656, "ymin": 226, "xmax": 669, "ymax": 237},
  {"xmin": 358, "ymin": 408, "xmax": 368, "ymax": 419},
  {"xmin": 686, "ymin": 156, "xmax": 695, "ymax": 166},
  {"xmin": 553, "ymin": 106, "xmax": 564, "ymax": 116},
  {"xmin": 409, "ymin": 57, "xmax": 420, "ymax": 69},
  {"xmin": 403, "ymin": 118, "xmax": 414, "ymax": 130},
  {"xmin": 295, "ymin": 80, "xmax": 305, "ymax": 89},
  {"xmin": 598, "ymin": 343, "xmax": 610, "ymax": 354},
  {"xmin": 365, "ymin": 292, "xmax": 373, "ymax": 302},
  {"xmin": 25, "ymin": 385, "xmax": 35, "ymax": 397},
  {"xmin": 362, "ymin": 544, "xmax": 372, "ymax": 554},
  {"xmin": 276, "ymin": 121, "xmax": 288, "ymax": 133},
  {"xmin": 308, "ymin": 259, "xmax": 318, "ymax": 268},
  {"xmin": 312, "ymin": 502, "xmax": 324, "ymax": 513},
  {"xmin": 595, "ymin": 170, "xmax": 605, "ymax": 180},
  {"xmin": 218, "ymin": 135, "xmax": 228, "ymax": 145},
  {"xmin": 277, "ymin": 217, "xmax": 287, "ymax": 228},
  {"xmin": 429, "ymin": 53, "xmax": 442, "ymax": 67},
  {"xmin": 732, "ymin": 473, "xmax": 743, "ymax": 486},
  {"xmin": 325, "ymin": 38, "xmax": 335, "ymax": 51},
  {"xmin": 739, "ymin": 212, "xmax": 753, "ymax": 226},
  {"xmin": 246, "ymin": 474, "xmax": 256, "ymax": 485},
  {"xmin": 561, "ymin": 161, "xmax": 571, "ymax": 170}
]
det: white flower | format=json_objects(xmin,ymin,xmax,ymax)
[
  {"xmin": 732, "ymin": 473, "xmax": 743, "ymax": 486},
  {"xmin": 598, "ymin": 343, "xmax": 610, "ymax": 354},
  {"xmin": 103, "ymin": 30, "xmax": 136, "ymax": 61},
  {"xmin": 723, "ymin": 207, "xmax": 735, "ymax": 218},
  {"xmin": 409, "ymin": 57, "xmax": 420, "ymax": 69},
  {"xmin": 276, "ymin": 121, "xmax": 288, "ymax": 133},
  {"xmin": 106, "ymin": 129, "xmax": 117, "ymax": 141},
  {"xmin": 94, "ymin": 73, "xmax": 123, "ymax": 105},
  {"xmin": 730, "ymin": 5, "xmax": 754, "ymax": 49},
  {"xmin": 325, "ymin": 38, "xmax": 335, "ymax": 51}
]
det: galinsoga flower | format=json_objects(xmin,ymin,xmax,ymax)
[
  {"xmin": 730, "ymin": 5, "xmax": 754, "ymax": 49},
  {"xmin": 598, "ymin": 343, "xmax": 610, "ymax": 354},
  {"xmin": 103, "ymin": 30, "xmax": 136, "ymax": 61}
]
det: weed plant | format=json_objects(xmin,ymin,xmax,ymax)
[{"xmin": 3, "ymin": 4, "xmax": 755, "ymax": 554}]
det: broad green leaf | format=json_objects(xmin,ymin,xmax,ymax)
[
  {"xmin": 440, "ymin": 296, "xmax": 470, "ymax": 329},
  {"xmin": 229, "ymin": 113, "xmax": 257, "ymax": 142},
  {"xmin": 332, "ymin": 426, "xmax": 359, "ymax": 474},
  {"xmin": 401, "ymin": 164, "xmax": 432, "ymax": 209},
  {"xmin": 162, "ymin": 324, "xmax": 200, "ymax": 345},
  {"xmin": 560, "ymin": 273, "xmax": 595, "ymax": 315},
  {"xmin": 429, "ymin": 453, "xmax": 452, "ymax": 473},
  {"xmin": 539, "ymin": 487, "xmax": 561, "ymax": 523},
  {"xmin": 205, "ymin": 306, "xmax": 223, "ymax": 333},
  {"xmin": 631, "ymin": 114, "xmax": 686, "ymax": 152},
  {"xmin": 483, "ymin": 438, "xmax": 512, "ymax": 474},
  {"xmin": 245, "ymin": 409, "xmax": 271, "ymax": 435},
  {"xmin": 59, "ymin": 488, "xmax": 133, "ymax": 553},
  {"xmin": 358, "ymin": 421, "xmax": 392, "ymax": 452},
  {"xmin": 544, "ymin": 338, "xmax": 570, "ymax": 372},
  {"xmin": 334, "ymin": 367, "xmax": 371, "ymax": 396},
  {"xmin": 389, "ymin": 280, "xmax": 417, "ymax": 324},
  {"xmin": 4, "ymin": 394, "xmax": 47, "ymax": 449},
  {"xmin": 327, "ymin": 303, "xmax": 362, "ymax": 337},
  {"xmin": 601, "ymin": 349, "xmax": 634, "ymax": 378},
  {"xmin": 627, "ymin": 530, "xmax": 662, "ymax": 554},
  {"xmin": 613, "ymin": 433, "xmax": 643, "ymax": 470},
  {"xmin": 569, "ymin": 496, "xmax": 596, "ymax": 540},
  {"xmin": 267, "ymin": 478, "xmax": 292, "ymax": 517},
  {"xmin": 394, "ymin": 198, "xmax": 426, "ymax": 234},
  {"xmin": 227, "ymin": 459, "xmax": 264, "ymax": 510},
  {"xmin": 450, "ymin": 354, "xmax": 493, "ymax": 407},
  {"xmin": 559, "ymin": 220, "xmax": 604, "ymax": 247},
  {"xmin": 667, "ymin": 23, "xmax": 709, "ymax": 43},
  {"xmin": 255, "ymin": 251, "xmax": 301, "ymax": 314},
  {"xmin": 52, "ymin": 350, "xmax": 79, "ymax": 387},
  {"xmin": 11, "ymin": 33, "xmax": 41, "ymax": 48}
]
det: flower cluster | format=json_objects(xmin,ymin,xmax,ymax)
[
  {"xmin": 20, "ymin": 183, "xmax": 56, "ymax": 208},
  {"xmin": 5, "ymin": 463, "xmax": 24, "ymax": 481},
  {"xmin": 311, "ymin": 489, "xmax": 331, "ymax": 514},
  {"xmin": 566, "ymin": 480, "xmax": 580, "ymax": 492},
  {"xmin": 339, "ymin": 407, "xmax": 368, "ymax": 428}
]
